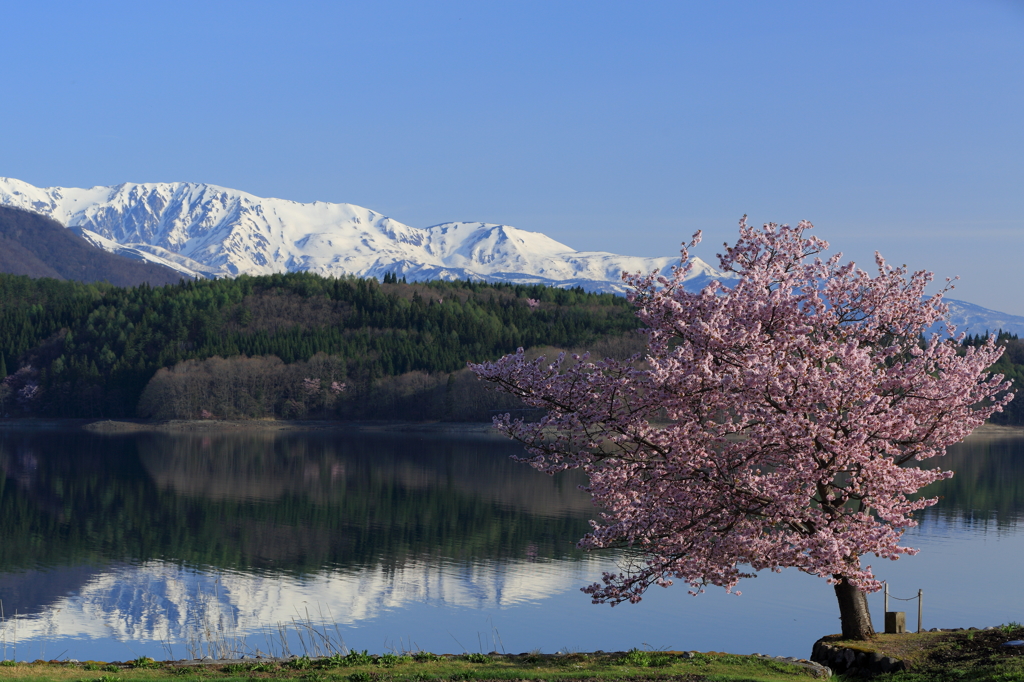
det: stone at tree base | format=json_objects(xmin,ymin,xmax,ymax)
[
  {"xmin": 882, "ymin": 656, "xmax": 908, "ymax": 673},
  {"xmin": 811, "ymin": 637, "xmax": 909, "ymax": 677},
  {"xmin": 885, "ymin": 611, "xmax": 906, "ymax": 634}
]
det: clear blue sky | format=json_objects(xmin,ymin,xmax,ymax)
[{"xmin": 2, "ymin": 1, "xmax": 1022, "ymax": 314}]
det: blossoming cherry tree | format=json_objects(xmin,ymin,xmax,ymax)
[{"xmin": 472, "ymin": 219, "xmax": 1011, "ymax": 640}]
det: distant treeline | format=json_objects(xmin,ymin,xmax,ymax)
[
  {"xmin": 0, "ymin": 271, "xmax": 1020, "ymax": 423},
  {"xmin": 0, "ymin": 272, "xmax": 642, "ymax": 420},
  {"xmin": 962, "ymin": 331, "xmax": 1024, "ymax": 426}
]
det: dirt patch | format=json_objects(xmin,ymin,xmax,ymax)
[{"xmin": 923, "ymin": 627, "xmax": 1024, "ymax": 668}]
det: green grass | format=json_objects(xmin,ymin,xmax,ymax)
[
  {"xmin": 0, "ymin": 650, "xmax": 824, "ymax": 682},
  {"xmin": 826, "ymin": 623, "xmax": 1024, "ymax": 682}
]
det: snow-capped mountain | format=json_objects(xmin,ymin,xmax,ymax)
[
  {"xmin": 943, "ymin": 299, "xmax": 1024, "ymax": 338},
  {"xmin": 1, "ymin": 177, "xmax": 1022, "ymax": 336},
  {"xmin": 0, "ymin": 177, "xmax": 724, "ymax": 293}
]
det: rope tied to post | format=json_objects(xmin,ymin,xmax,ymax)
[{"xmin": 883, "ymin": 582, "xmax": 923, "ymax": 633}]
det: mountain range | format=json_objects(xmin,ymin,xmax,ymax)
[
  {"xmin": 1, "ymin": 177, "xmax": 1022, "ymax": 336},
  {"xmin": 0, "ymin": 177, "xmax": 724, "ymax": 291}
]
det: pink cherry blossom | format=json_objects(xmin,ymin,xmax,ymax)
[
  {"xmin": 472, "ymin": 218, "xmax": 1012, "ymax": 639},
  {"xmin": 303, "ymin": 377, "xmax": 321, "ymax": 396}
]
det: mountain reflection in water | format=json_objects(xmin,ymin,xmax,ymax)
[
  {"xmin": 0, "ymin": 425, "xmax": 1022, "ymax": 661},
  {"xmin": 0, "ymin": 430, "xmax": 593, "ymax": 579}
]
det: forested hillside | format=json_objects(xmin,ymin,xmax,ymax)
[
  {"xmin": 963, "ymin": 331, "xmax": 1024, "ymax": 426},
  {"xmin": 0, "ymin": 271, "xmax": 1019, "ymax": 423},
  {"xmin": 0, "ymin": 272, "xmax": 642, "ymax": 420}
]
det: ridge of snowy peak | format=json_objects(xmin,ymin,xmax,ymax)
[
  {"xmin": 0, "ymin": 176, "xmax": 84, "ymax": 217},
  {"xmin": 0, "ymin": 179, "xmax": 249, "ymax": 247},
  {"xmin": 103, "ymin": 185, "xmax": 429, "ymax": 274},
  {"xmin": 418, "ymin": 221, "xmax": 733, "ymax": 284},
  {"xmin": 0, "ymin": 178, "xmax": 741, "ymax": 292},
  {"xmin": 943, "ymin": 299, "xmax": 1024, "ymax": 337},
  {"xmin": 71, "ymin": 182, "xmax": 270, "ymax": 251},
  {"xmin": 74, "ymin": 227, "xmax": 230, "ymax": 279},
  {"xmin": 0, "ymin": 179, "xmax": 433, "ymax": 277},
  {"xmin": 424, "ymin": 222, "xmax": 577, "ymax": 260},
  {"xmin": 423, "ymin": 222, "xmax": 586, "ymax": 276}
]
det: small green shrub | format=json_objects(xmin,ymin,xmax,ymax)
[
  {"xmin": 322, "ymin": 653, "xmax": 345, "ymax": 668},
  {"xmin": 464, "ymin": 653, "xmax": 489, "ymax": 663},
  {"xmin": 649, "ymin": 653, "xmax": 674, "ymax": 667},
  {"xmin": 342, "ymin": 647, "xmax": 374, "ymax": 663},
  {"xmin": 348, "ymin": 672, "xmax": 372, "ymax": 682},
  {"xmin": 129, "ymin": 656, "xmax": 160, "ymax": 669},
  {"xmin": 618, "ymin": 648, "xmax": 673, "ymax": 667},
  {"xmin": 378, "ymin": 653, "xmax": 410, "ymax": 668},
  {"xmin": 0, "ymin": 660, "xmax": 16, "ymax": 667},
  {"xmin": 288, "ymin": 656, "xmax": 313, "ymax": 670}
]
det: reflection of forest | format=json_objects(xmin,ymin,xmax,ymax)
[
  {"xmin": 136, "ymin": 431, "xmax": 594, "ymax": 517},
  {"xmin": 916, "ymin": 432, "xmax": 1024, "ymax": 528},
  {"xmin": 0, "ymin": 430, "xmax": 594, "ymax": 577},
  {"xmin": 4, "ymin": 427, "xmax": 1021, "ymax": 589}
]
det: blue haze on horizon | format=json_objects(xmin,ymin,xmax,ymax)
[{"xmin": 1, "ymin": 1, "xmax": 1021, "ymax": 315}]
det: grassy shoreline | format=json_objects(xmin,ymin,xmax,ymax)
[
  {"xmin": 0, "ymin": 649, "xmax": 830, "ymax": 682},
  {"xmin": 815, "ymin": 624, "xmax": 1024, "ymax": 680},
  {"xmin": 6, "ymin": 628, "xmax": 1024, "ymax": 682}
]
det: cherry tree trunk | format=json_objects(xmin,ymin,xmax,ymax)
[{"xmin": 833, "ymin": 575, "xmax": 875, "ymax": 640}]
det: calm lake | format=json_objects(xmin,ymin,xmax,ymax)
[{"xmin": 1, "ymin": 425, "xmax": 1022, "ymax": 662}]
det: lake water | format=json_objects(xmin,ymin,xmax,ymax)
[{"xmin": 1, "ymin": 425, "xmax": 1022, "ymax": 662}]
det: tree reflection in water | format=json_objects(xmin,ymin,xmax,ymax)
[
  {"xmin": 0, "ymin": 425, "xmax": 1022, "ymax": 661},
  {"xmin": 0, "ymin": 428, "xmax": 595, "ymax": 616}
]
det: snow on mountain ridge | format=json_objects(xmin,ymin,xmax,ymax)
[
  {"xmin": 74, "ymin": 228, "xmax": 226, "ymax": 279},
  {"xmin": 0, "ymin": 178, "xmax": 715, "ymax": 291},
  {"xmin": 2, "ymin": 177, "xmax": 1022, "ymax": 334}
]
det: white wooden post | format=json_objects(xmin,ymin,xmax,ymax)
[{"xmin": 918, "ymin": 589, "xmax": 923, "ymax": 633}]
